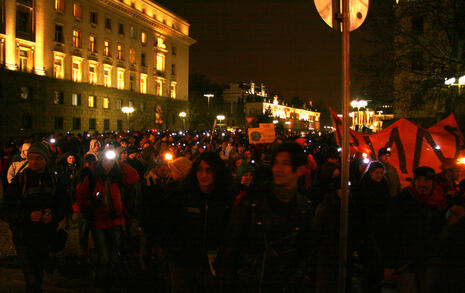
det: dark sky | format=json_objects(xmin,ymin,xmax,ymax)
[{"xmin": 157, "ymin": 0, "xmax": 355, "ymax": 113}]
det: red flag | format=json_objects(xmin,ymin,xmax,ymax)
[{"xmin": 330, "ymin": 107, "xmax": 465, "ymax": 187}]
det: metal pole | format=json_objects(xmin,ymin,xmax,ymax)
[{"xmin": 338, "ymin": 0, "xmax": 350, "ymax": 292}]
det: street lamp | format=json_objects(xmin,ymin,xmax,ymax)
[
  {"xmin": 204, "ymin": 93, "xmax": 214, "ymax": 109},
  {"xmin": 179, "ymin": 111, "xmax": 187, "ymax": 129},
  {"xmin": 445, "ymin": 75, "xmax": 465, "ymax": 95},
  {"xmin": 121, "ymin": 106, "xmax": 135, "ymax": 131},
  {"xmin": 216, "ymin": 114, "xmax": 225, "ymax": 126}
]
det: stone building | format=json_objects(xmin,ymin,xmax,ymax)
[{"xmin": 0, "ymin": 0, "xmax": 195, "ymax": 140}]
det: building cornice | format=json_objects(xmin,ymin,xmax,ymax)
[{"xmin": 100, "ymin": 0, "xmax": 196, "ymax": 46}]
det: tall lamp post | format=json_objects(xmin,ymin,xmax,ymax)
[
  {"xmin": 179, "ymin": 111, "xmax": 187, "ymax": 129},
  {"xmin": 121, "ymin": 106, "xmax": 135, "ymax": 131}
]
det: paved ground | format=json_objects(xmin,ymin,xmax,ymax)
[{"xmin": 0, "ymin": 220, "xmax": 168, "ymax": 293}]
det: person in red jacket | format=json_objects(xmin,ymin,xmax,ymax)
[{"xmin": 75, "ymin": 148, "xmax": 139, "ymax": 289}]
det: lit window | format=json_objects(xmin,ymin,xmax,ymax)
[
  {"xmin": 72, "ymin": 93, "xmax": 81, "ymax": 106},
  {"xmin": 19, "ymin": 49, "xmax": 30, "ymax": 72},
  {"xmin": 89, "ymin": 36, "xmax": 96, "ymax": 52},
  {"xmin": 88, "ymin": 95, "xmax": 95, "ymax": 108},
  {"xmin": 156, "ymin": 79, "xmax": 163, "ymax": 96},
  {"xmin": 73, "ymin": 30, "xmax": 81, "ymax": 48},
  {"xmin": 53, "ymin": 53, "xmax": 64, "ymax": 79},
  {"xmin": 55, "ymin": 0, "xmax": 64, "ymax": 12},
  {"xmin": 157, "ymin": 37, "xmax": 166, "ymax": 49},
  {"xmin": 156, "ymin": 53, "xmax": 165, "ymax": 72},
  {"xmin": 104, "ymin": 65, "xmax": 111, "ymax": 87},
  {"xmin": 104, "ymin": 40, "xmax": 110, "ymax": 57},
  {"xmin": 170, "ymin": 81, "xmax": 176, "ymax": 98},
  {"xmin": 72, "ymin": 57, "xmax": 82, "ymax": 82},
  {"xmin": 117, "ymin": 69, "xmax": 124, "ymax": 90},
  {"xmin": 73, "ymin": 3, "xmax": 82, "ymax": 19},
  {"xmin": 141, "ymin": 32, "xmax": 147, "ymax": 44},
  {"xmin": 117, "ymin": 44, "xmax": 123, "ymax": 60},
  {"xmin": 88, "ymin": 63, "xmax": 97, "ymax": 84},
  {"xmin": 140, "ymin": 74, "xmax": 147, "ymax": 94},
  {"xmin": 103, "ymin": 97, "xmax": 110, "ymax": 109},
  {"xmin": 130, "ymin": 49, "xmax": 136, "ymax": 64}
]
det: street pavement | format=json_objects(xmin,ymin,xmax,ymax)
[{"xmin": 0, "ymin": 220, "xmax": 167, "ymax": 293}]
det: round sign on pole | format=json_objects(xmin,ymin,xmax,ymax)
[{"xmin": 314, "ymin": 0, "xmax": 369, "ymax": 31}]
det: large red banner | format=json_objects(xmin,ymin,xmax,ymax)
[{"xmin": 331, "ymin": 108, "xmax": 465, "ymax": 187}]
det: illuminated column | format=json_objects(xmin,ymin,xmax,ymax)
[
  {"xmin": 5, "ymin": 0, "xmax": 17, "ymax": 70},
  {"xmin": 34, "ymin": 0, "xmax": 45, "ymax": 75}
]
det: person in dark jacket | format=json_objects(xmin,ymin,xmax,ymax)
[
  {"xmin": 165, "ymin": 151, "xmax": 233, "ymax": 293},
  {"xmin": 384, "ymin": 166, "xmax": 447, "ymax": 293},
  {"xmin": 219, "ymin": 143, "xmax": 315, "ymax": 293},
  {"xmin": 355, "ymin": 161, "xmax": 389, "ymax": 293},
  {"xmin": 0, "ymin": 142, "xmax": 68, "ymax": 293}
]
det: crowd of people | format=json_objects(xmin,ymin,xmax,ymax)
[{"xmin": 0, "ymin": 129, "xmax": 464, "ymax": 293}]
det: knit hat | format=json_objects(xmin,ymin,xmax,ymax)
[
  {"xmin": 237, "ymin": 161, "xmax": 255, "ymax": 180},
  {"xmin": 169, "ymin": 157, "xmax": 192, "ymax": 177},
  {"xmin": 28, "ymin": 142, "xmax": 49, "ymax": 161},
  {"xmin": 378, "ymin": 147, "xmax": 391, "ymax": 158}
]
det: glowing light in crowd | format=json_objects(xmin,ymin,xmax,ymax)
[
  {"xmin": 49, "ymin": 138, "xmax": 56, "ymax": 144},
  {"xmin": 104, "ymin": 150, "xmax": 116, "ymax": 160},
  {"xmin": 273, "ymin": 120, "xmax": 279, "ymax": 124},
  {"xmin": 222, "ymin": 133, "xmax": 225, "ymax": 137},
  {"xmin": 338, "ymin": 147, "xmax": 342, "ymax": 152},
  {"xmin": 435, "ymin": 145, "xmax": 441, "ymax": 150},
  {"xmin": 164, "ymin": 153, "xmax": 173, "ymax": 161},
  {"xmin": 362, "ymin": 153, "xmax": 368, "ymax": 158},
  {"xmin": 363, "ymin": 158, "xmax": 370, "ymax": 164},
  {"xmin": 179, "ymin": 112, "xmax": 187, "ymax": 118},
  {"xmin": 457, "ymin": 157, "xmax": 465, "ymax": 165},
  {"xmin": 387, "ymin": 147, "xmax": 391, "ymax": 152}
]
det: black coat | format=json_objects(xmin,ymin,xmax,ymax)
[
  {"xmin": 0, "ymin": 168, "xmax": 68, "ymax": 247},
  {"xmin": 219, "ymin": 188, "xmax": 316, "ymax": 292},
  {"xmin": 384, "ymin": 187, "xmax": 446, "ymax": 269},
  {"xmin": 164, "ymin": 184, "xmax": 231, "ymax": 269}
]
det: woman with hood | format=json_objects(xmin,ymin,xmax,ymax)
[{"xmin": 85, "ymin": 139, "xmax": 102, "ymax": 161}]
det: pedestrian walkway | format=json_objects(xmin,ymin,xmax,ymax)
[{"xmin": 0, "ymin": 220, "xmax": 168, "ymax": 293}]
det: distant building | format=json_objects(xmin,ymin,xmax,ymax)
[
  {"xmin": 222, "ymin": 81, "xmax": 320, "ymax": 130},
  {"xmin": 0, "ymin": 0, "xmax": 195, "ymax": 139},
  {"xmin": 247, "ymin": 96, "xmax": 320, "ymax": 130},
  {"xmin": 349, "ymin": 102, "xmax": 394, "ymax": 133}
]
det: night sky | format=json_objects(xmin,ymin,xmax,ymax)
[{"xmin": 157, "ymin": 0, "xmax": 373, "ymax": 115}]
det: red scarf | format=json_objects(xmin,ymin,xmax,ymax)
[{"xmin": 409, "ymin": 186, "xmax": 447, "ymax": 211}]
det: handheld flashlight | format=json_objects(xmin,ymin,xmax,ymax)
[
  {"xmin": 50, "ymin": 138, "xmax": 56, "ymax": 144},
  {"xmin": 104, "ymin": 150, "xmax": 116, "ymax": 160}
]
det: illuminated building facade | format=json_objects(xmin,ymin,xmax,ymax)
[
  {"xmin": 222, "ymin": 82, "xmax": 320, "ymax": 130},
  {"xmin": 0, "ymin": 0, "xmax": 194, "ymax": 139},
  {"xmin": 246, "ymin": 96, "xmax": 320, "ymax": 130},
  {"xmin": 349, "ymin": 103, "xmax": 394, "ymax": 133}
]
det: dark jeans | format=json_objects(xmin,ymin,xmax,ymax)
[
  {"xmin": 15, "ymin": 244, "xmax": 49, "ymax": 293},
  {"xmin": 92, "ymin": 226, "xmax": 122, "ymax": 288},
  {"xmin": 77, "ymin": 213, "xmax": 92, "ymax": 253}
]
